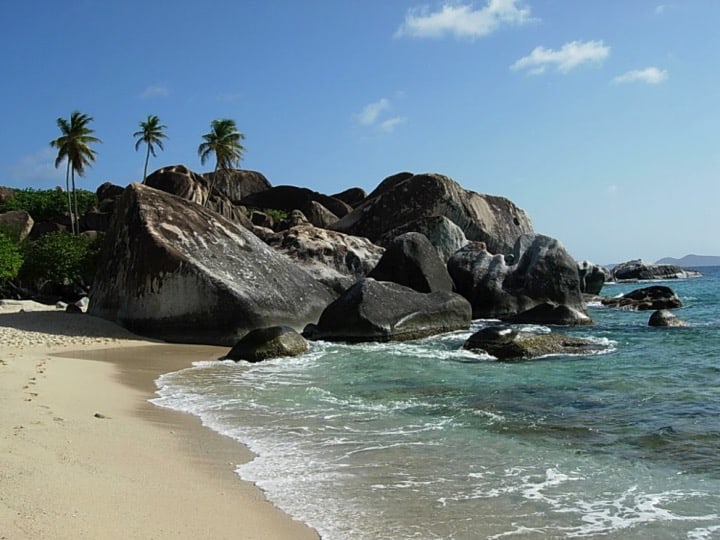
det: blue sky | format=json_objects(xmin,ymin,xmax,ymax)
[{"xmin": 2, "ymin": 1, "xmax": 718, "ymax": 264}]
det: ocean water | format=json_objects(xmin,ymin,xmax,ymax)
[{"xmin": 152, "ymin": 267, "xmax": 720, "ymax": 539}]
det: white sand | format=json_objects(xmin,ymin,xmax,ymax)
[{"xmin": 0, "ymin": 301, "xmax": 318, "ymax": 539}]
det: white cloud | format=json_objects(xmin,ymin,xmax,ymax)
[
  {"xmin": 612, "ymin": 67, "xmax": 668, "ymax": 85},
  {"xmin": 395, "ymin": 0, "xmax": 535, "ymax": 40},
  {"xmin": 380, "ymin": 117, "xmax": 407, "ymax": 133},
  {"xmin": 356, "ymin": 98, "xmax": 391, "ymax": 126},
  {"xmin": 655, "ymin": 4, "xmax": 665, "ymax": 14},
  {"xmin": 139, "ymin": 84, "xmax": 169, "ymax": 99},
  {"xmin": 511, "ymin": 40, "xmax": 610, "ymax": 74}
]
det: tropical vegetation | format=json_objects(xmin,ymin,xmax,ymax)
[
  {"xmin": 198, "ymin": 118, "xmax": 245, "ymax": 206},
  {"xmin": 133, "ymin": 114, "xmax": 168, "ymax": 183},
  {"xmin": 20, "ymin": 231, "xmax": 104, "ymax": 287},
  {"xmin": 49, "ymin": 111, "xmax": 101, "ymax": 234},
  {"xmin": 0, "ymin": 188, "xmax": 96, "ymax": 223},
  {"xmin": 0, "ymin": 232, "xmax": 23, "ymax": 282}
]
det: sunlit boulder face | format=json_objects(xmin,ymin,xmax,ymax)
[
  {"xmin": 89, "ymin": 183, "xmax": 335, "ymax": 346},
  {"xmin": 330, "ymin": 172, "xmax": 533, "ymax": 255},
  {"xmin": 447, "ymin": 234, "xmax": 591, "ymax": 325}
]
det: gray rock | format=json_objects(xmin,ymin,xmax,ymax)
[
  {"xmin": 448, "ymin": 234, "xmax": 591, "ymax": 325},
  {"xmin": 89, "ymin": 183, "xmax": 335, "ymax": 346},
  {"xmin": 505, "ymin": 302, "xmax": 592, "ymax": 326},
  {"xmin": 241, "ymin": 185, "xmax": 352, "ymax": 221},
  {"xmin": 578, "ymin": 260, "xmax": 608, "ymax": 295},
  {"xmin": 305, "ymin": 200, "xmax": 339, "ymax": 228},
  {"xmin": 464, "ymin": 324, "xmax": 518, "ymax": 348},
  {"xmin": 225, "ymin": 326, "xmax": 308, "ymax": 362},
  {"xmin": 330, "ymin": 172, "xmax": 533, "ymax": 255},
  {"xmin": 368, "ymin": 232, "xmax": 453, "ymax": 293},
  {"xmin": 377, "ymin": 215, "xmax": 468, "ymax": 263},
  {"xmin": 263, "ymin": 223, "xmax": 384, "ymax": 294},
  {"xmin": 331, "ymin": 187, "xmax": 366, "ymax": 208},
  {"xmin": 464, "ymin": 330, "xmax": 604, "ymax": 360},
  {"xmin": 304, "ymin": 278, "xmax": 472, "ymax": 342},
  {"xmin": 648, "ymin": 309, "xmax": 687, "ymax": 327},
  {"xmin": 601, "ymin": 285, "xmax": 682, "ymax": 311},
  {"xmin": 0, "ymin": 210, "xmax": 34, "ymax": 241},
  {"xmin": 201, "ymin": 169, "xmax": 271, "ymax": 203},
  {"xmin": 611, "ymin": 259, "xmax": 702, "ymax": 281}
]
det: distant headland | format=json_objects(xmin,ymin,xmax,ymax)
[{"xmin": 655, "ymin": 254, "xmax": 720, "ymax": 267}]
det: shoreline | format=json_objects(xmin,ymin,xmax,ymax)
[{"xmin": 0, "ymin": 305, "xmax": 319, "ymax": 539}]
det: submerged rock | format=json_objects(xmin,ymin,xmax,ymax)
[
  {"xmin": 89, "ymin": 183, "xmax": 335, "ymax": 346},
  {"xmin": 225, "ymin": 326, "xmax": 308, "ymax": 362},
  {"xmin": 304, "ymin": 278, "xmax": 472, "ymax": 342},
  {"xmin": 648, "ymin": 309, "xmax": 688, "ymax": 327},
  {"xmin": 601, "ymin": 285, "xmax": 682, "ymax": 311},
  {"xmin": 464, "ymin": 329, "xmax": 603, "ymax": 360}
]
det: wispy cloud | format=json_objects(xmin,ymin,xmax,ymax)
[
  {"xmin": 356, "ymin": 98, "xmax": 391, "ymax": 126},
  {"xmin": 7, "ymin": 147, "xmax": 59, "ymax": 185},
  {"xmin": 655, "ymin": 4, "xmax": 666, "ymax": 14},
  {"xmin": 355, "ymin": 97, "xmax": 406, "ymax": 133},
  {"xmin": 510, "ymin": 40, "xmax": 610, "ymax": 74},
  {"xmin": 395, "ymin": 0, "xmax": 535, "ymax": 40},
  {"xmin": 139, "ymin": 84, "xmax": 170, "ymax": 99},
  {"xmin": 612, "ymin": 67, "xmax": 668, "ymax": 85},
  {"xmin": 380, "ymin": 116, "xmax": 407, "ymax": 133}
]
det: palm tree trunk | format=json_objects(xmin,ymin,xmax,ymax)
[
  {"xmin": 64, "ymin": 160, "xmax": 75, "ymax": 235},
  {"xmin": 203, "ymin": 164, "xmax": 219, "ymax": 208},
  {"xmin": 142, "ymin": 143, "xmax": 151, "ymax": 184},
  {"xmin": 71, "ymin": 169, "xmax": 80, "ymax": 235}
]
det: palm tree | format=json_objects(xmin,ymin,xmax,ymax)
[
  {"xmin": 198, "ymin": 118, "xmax": 245, "ymax": 207},
  {"xmin": 50, "ymin": 111, "xmax": 101, "ymax": 234},
  {"xmin": 134, "ymin": 114, "xmax": 168, "ymax": 183}
]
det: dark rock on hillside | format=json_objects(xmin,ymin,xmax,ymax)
[
  {"xmin": 89, "ymin": 183, "xmax": 335, "ymax": 346},
  {"xmin": 331, "ymin": 187, "xmax": 366, "ymax": 208},
  {"xmin": 145, "ymin": 164, "xmax": 252, "ymax": 228},
  {"xmin": 611, "ymin": 259, "xmax": 702, "ymax": 281},
  {"xmin": 577, "ymin": 260, "xmax": 608, "ymax": 295},
  {"xmin": 224, "ymin": 326, "xmax": 308, "ymax": 362},
  {"xmin": 305, "ymin": 201, "xmax": 339, "ymax": 229},
  {"xmin": 648, "ymin": 309, "xmax": 687, "ymax": 327},
  {"xmin": 447, "ymin": 234, "xmax": 591, "ymax": 325},
  {"xmin": 202, "ymin": 169, "xmax": 271, "ymax": 203},
  {"xmin": 96, "ymin": 182, "xmax": 125, "ymax": 202},
  {"xmin": 330, "ymin": 172, "xmax": 533, "ymax": 255},
  {"xmin": 304, "ymin": 278, "xmax": 472, "ymax": 342},
  {"xmin": 28, "ymin": 221, "xmax": 66, "ymax": 240},
  {"xmin": 367, "ymin": 232, "xmax": 453, "ymax": 293},
  {"xmin": 240, "ymin": 186, "xmax": 352, "ymax": 222},
  {"xmin": 263, "ymin": 223, "xmax": 384, "ymax": 294},
  {"xmin": 79, "ymin": 210, "xmax": 113, "ymax": 232},
  {"xmin": 0, "ymin": 210, "xmax": 34, "ymax": 241},
  {"xmin": 464, "ymin": 329, "xmax": 603, "ymax": 360},
  {"xmin": 377, "ymin": 216, "xmax": 468, "ymax": 263},
  {"xmin": 601, "ymin": 285, "xmax": 682, "ymax": 311}
]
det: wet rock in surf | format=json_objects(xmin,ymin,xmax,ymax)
[
  {"xmin": 601, "ymin": 285, "xmax": 682, "ymax": 311},
  {"xmin": 225, "ymin": 326, "xmax": 308, "ymax": 362}
]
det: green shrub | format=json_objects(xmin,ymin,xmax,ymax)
[
  {"xmin": 20, "ymin": 231, "xmax": 104, "ymax": 285},
  {"xmin": 0, "ymin": 188, "xmax": 97, "ymax": 222},
  {"xmin": 0, "ymin": 232, "xmax": 23, "ymax": 281}
]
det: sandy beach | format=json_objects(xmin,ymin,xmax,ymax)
[{"xmin": 0, "ymin": 301, "xmax": 319, "ymax": 539}]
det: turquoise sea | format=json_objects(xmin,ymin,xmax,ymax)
[{"xmin": 152, "ymin": 267, "xmax": 720, "ymax": 539}]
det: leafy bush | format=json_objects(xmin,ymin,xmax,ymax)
[
  {"xmin": 0, "ymin": 188, "xmax": 97, "ymax": 222},
  {"xmin": 20, "ymin": 231, "xmax": 104, "ymax": 286},
  {"xmin": 0, "ymin": 232, "xmax": 23, "ymax": 281}
]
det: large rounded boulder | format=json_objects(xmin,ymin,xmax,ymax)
[
  {"xmin": 304, "ymin": 278, "xmax": 472, "ymax": 342},
  {"xmin": 330, "ymin": 172, "xmax": 533, "ymax": 255},
  {"xmin": 89, "ymin": 183, "xmax": 335, "ymax": 346}
]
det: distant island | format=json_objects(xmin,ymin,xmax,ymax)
[{"xmin": 655, "ymin": 254, "xmax": 720, "ymax": 267}]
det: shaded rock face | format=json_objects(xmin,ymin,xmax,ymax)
[
  {"xmin": 331, "ymin": 187, "xmax": 367, "ymax": 208},
  {"xmin": 89, "ymin": 183, "xmax": 335, "ymax": 346},
  {"xmin": 202, "ymin": 169, "xmax": 271, "ymax": 203},
  {"xmin": 145, "ymin": 164, "xmax": 252, "ymax": 228},
  {"xmin": 224, "ymin": 326, "xmax": 308, "ymax": 362},
  {"xmin": 304, "ymin": 278, "xmax": 472, "ymax": 343},
  {"xmin": 330, "ymin": 172, "xmax": 533, "ymax": 255},
  {"xmin": 367, "ymin": 232, "xmax": 453, "ymax": 293},
  {"xmin": 648, "ymin": 309, "xmax": 687, "ymax": 327},
  {"xmin": 505, "ymin": 303, "xmax": 592, "ymax": 326},
  {"xmin": 447, "ymin": 234, "xmax": 590, "ymax": 325},
  {"xmin": 611, "ymin": 259, "xmax": 702, "ymax": 281},
  {"xmin": 578, "ymin": 260, "xmax": 608, "ymax": 295},
  {"xmin": 464, "ymin": 329, "xmax": 604, "ymax": 360},
  {"xmin": 377, "ymin": 216, "xmax": 468, "ymax": 264},
  {"xmin": 305, "ymin": 201, "xmax": 339, "ymax": 229},
  {"xmin": 263, "ymin": 224, "xmax": 384, "ymax": 294},
  {"xmin": 0, "ymin": 210, "xmax": 34, "ymax": 241},
  {"xmin": 241, "ymin": 186, "xmax": 352, "ymax": 221},
  {"xmin": 602, "ymin": 285, "xmax": 682, "ymax": 311}
]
